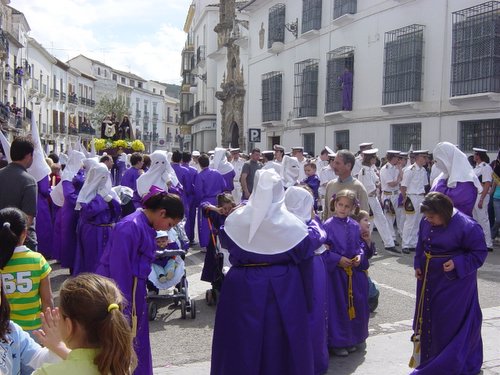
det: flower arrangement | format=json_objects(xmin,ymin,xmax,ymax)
[
  {"xmin": 112, "ymin": 139, "xmax": 128, "ymax": 149},
  {"xmin": 92, "ymin": 138, "xmax": 145, "ymax": 153},
  {"xmin": 131, "ymin": 139, "xmax": 146, "ymax": 152}
]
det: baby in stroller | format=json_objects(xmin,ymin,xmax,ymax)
[{"xmin": 148, "ymin": 225, "xmax": 189, "ymax": 293}]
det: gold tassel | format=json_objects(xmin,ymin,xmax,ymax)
[
  {"xmin": 345, "ymin": 267, "xmax": 356, "ymax": 320},
  {"xmin": 409, "ymin": 335, "xmax": 421, "ymax": 368}
]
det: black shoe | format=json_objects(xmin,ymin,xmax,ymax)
[
  {"xmin": 385, "ymin": 246, "xmax": 401, "ymax": 254},
  {"xmin": 408, "ymin": 247, "xmax": 416, "ymax": 252},
  {"xmin": 487, "ymin": 247, "xmax": 493, "ymax": 252},
  {"xmin": 402, "ymin": 248, "xmax": 410, "ymax": 254}
]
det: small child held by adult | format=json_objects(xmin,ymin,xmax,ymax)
[
  {"xmin": 33, "ymin": 273, "xmax": 137, "ymax": 374},
  {"xmin": 323, "ymin": 189, "xmax": 370, "ymax": 357},
  {"xmin": 0, "ymin": 207, "xmax": 53, "ymax": 334},
  {"xmin": 301, "ymin": 162, "xmax": 320, "ymax": 211}
]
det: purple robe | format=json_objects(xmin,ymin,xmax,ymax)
[
  {"xmin": 211, "ymin": 227, "xmax": 322, "ymax": 375},
  {"xmin": 303, "ymin": 218, "xmax": 329, "ymax": 375},
  {"xmin": 121, "ymin": 166, "xmax": 141, "ymax": 191},
  {"xmin": 323, "ymin": 216, "xmax": 369, "ymax": 349},
  {"xmin": 51, "ymin": 205, "xmax": 62, "ymax": 261},
  {"xmin": 172, "ymin": 163, "xmax": 190, "ymax": 220},
  {"xmin": 430, "ymin": 179, "xmax": 477, "ymax": 217},
  {"xmin": 194, "ymin": 168, "xmax": 226, "ymax": 248},
  {"xmin": 96, "ymin": 209, "xmax": 156, "ymax": 375},
  {"xmin": 411, "ymin": 211, "xmax": 487, "ymax": 375},
  {"xmin": 74, "ymin": 195, "xmax": 121, "ymax": 275},
  {"xmin": 114, "ymin": 159, "xmax": 126, "ymax": 186},
  {"xmin": 338, "ymin": 70, "xmax": 353, "ymax": 111},
  {"xmin": 60, "ymin": 171, "xmax": 85, "ymax": 270},
  {"xmin": 302, "ymin": 175, "xmax": 320, "ymax": 210},
  {"xmin": 221, "ymin": 170, "xmax": 235, "ymax": 192},
  {"xmin": 35, "ymin": 177, "xmax": 53, "ymax": 258},
  {"xmin": 182, "ymin": 162, "xmax": 197, "ymax": 242}
]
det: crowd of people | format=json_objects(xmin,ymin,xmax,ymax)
[{"xmin": 0, "ymin": 129, "xmax": 497, "ymax": 374}]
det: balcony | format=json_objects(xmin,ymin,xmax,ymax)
[
  {"xmin": 152, "ymin": 113, "xmax": 159, "ymax": 121},
  {"xmin": 80, "ymin": 97, "xmax": 86, "ymax": 105},
  {"xmin": 29, "ymin": 79, "xmax": 39, "ymax": 95},
  {"xmin": 79, "ymin": 123, "xmax": 95, "ymax": 135},
  {"xmin": 60, "ymin": 92, "xmax": 67, "ymax": 102},
  {"xmin": 153, "ymin": 133, "xmax": 159, "ymax": 142},
  {"xmin": 40, "ymin": 84, "xmax": 48, "ymax": 98},
  {"xmin": 4, "ymin": 69, "xmax": 12, "ymax": 82},
  {"xmin": 51, "ymin": 89, "xmax": 60, "ymax": 100},
  {"xmin": 68, "ymin": 93, "xmax": 78, "ymax": 105},
  {"xmin": 196, "ymin": 45, "xmax": 206, "ymax": 67},
  {"xmin": 21, "ymin": 59, "xmax": 32, "ymax": 79},
  {"xmin": 143, "ymin": 111, "xmax": 150, "ymax": 120},
  {"xmin": 90, "ymin": 99, "xmax": 95, "ymax": 107},
  {"xmin": 193, "ymin": 100, "xmax": 209, "ymax": 118},
  {"xmin": 135, "ymin": 110, "xmax": 142, "ymax": 119}
]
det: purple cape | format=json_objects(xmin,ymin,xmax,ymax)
[
  {"xmin": 411, "ymin": 211, "xmax": 487, "ymax": 374},
  {"xmin": 35, "ymin": 177, "xmax": 53, "ymax": 258},
  {"xmin": 430, "ymin": 180, "xmax": 477, "ymax": 217}
]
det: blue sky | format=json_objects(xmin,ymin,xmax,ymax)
[{"xmin": 10, "ymin": 0, "xmax": 192, "ymax": 84}]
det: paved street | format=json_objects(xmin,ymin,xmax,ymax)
[{"xmin": 49, "ymin": 232, "xmax": 500, "ymax": 374}]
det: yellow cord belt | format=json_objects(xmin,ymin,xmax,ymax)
[
  {"xmin": 344, "ymin": 266, "xmax": 356, "ymax": 320},
  {"xmin": 409, "ymin": 251, "xmax": 450, "ymax": 368}
]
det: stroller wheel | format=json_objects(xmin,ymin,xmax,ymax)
[
  {"xmin": 180, "ymin": 299, "xmax": 187, "ymax": 319},
  {"xmin": 148, "ymin": 302, "xmax": 157, "ymax": 321},
  {"xmin": 190, "ymin": 299, "xmax": 196, "ymax": 319},
  {"xmin": 205, "ymin": 289, "xmax": 215, "ymax": 306}
]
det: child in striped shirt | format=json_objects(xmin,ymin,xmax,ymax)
[{"xmin": 0, "ymin": 207, "xmax": 53, "ymax": 332}]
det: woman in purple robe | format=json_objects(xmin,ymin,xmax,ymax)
[
  {"xmin": 74, "ymin": 163, "xmax": 121, "ymax": 274},
  {"xmin": 338, "ymin": 67, "xmax": 353, "ymax": 111},
  {"xmin": 410, "ymin": 192, "xmax": 487, "ymax": 374},
  {"xmin": 284, "ymin": 186, "xmax": 329, "ymax": 375},
  {"xmin": 97, "ymin": 190, "xmax": 184, "ymax": 375},
  {"xmin": 323, "ymin": 189, "xmax": 370, "ymax": 357},
  {"xmin": 194, "ymin": 154, "xmax": 227, "ymax": 250},
  {"xmin": 430, "ymin": 142, "xmax": 482, "ymax": 217},
  {"xmin": 59, "ymin": 150, "xmax": 86, "ymax": 271},
  {"xmin": 211, "ymin": 170, "xmax": 322, "ymax": 375}
]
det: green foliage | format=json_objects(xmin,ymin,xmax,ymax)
[{"xmin": 89, "ymin": 96, "xmax": 129, "ymax": 128}]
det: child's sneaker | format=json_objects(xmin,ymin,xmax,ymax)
[{"xmin": 166, "ymin": 270, "xmax": 174, "ymax": 280}]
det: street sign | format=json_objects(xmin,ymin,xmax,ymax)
[{"xmin": 248, "ymin": 128, "xmax": 261, "ymax": 143}]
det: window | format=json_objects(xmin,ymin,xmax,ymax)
[
  {"xmin": 268, "ymin": 4, "xmax": 286, "ymax": 48},
  {"xmin": 459, "ymin": 119, "xmax": 500, "ymax": 151},
  {"xmin": 391, "ymin": 123, "xmax": 421, "ymax": 151},
  {"xmin": 303, "ymin": 133, "xmax": 315, "ymax": 156},
  {"xmin": 383, "ymin": 24, "xmax": 424, "ymax": 105},
  {"xmin": 130, "ymin": 80, "xmax": 135, "ymax": 87},
  {"xmin": 138, "ymin": 82, "xmax": 143, "ymax": 89},
  {"xmin": 97, "ymin": 67, "xmax": 101, "ymax": 76},
  {"xmin": 333, "ymin": 0, "xmax": 357, "ymax": 19},
  {"xmin": 335, "ymin": 130, "xmax": 350, "ymax": 150},
  {"xmin": 262, "ymin": 71, "xmax": 282, "ymax": 122},
  {"xmin": 112, "ymin": 74, "xmax": 117, "ymax": 81},
  {"xmin": 302, "ymin": 0, "xmax": 322, "ymax": 33},
  {"xmin": 326, "ymin": 46, "xmax": 354, "ymax": 113},
  {"xmin": 451, "ymin": 2, "xmax": 500, "ymax": 96},
  {"xmin": 294, "ymin": 59, "xmax": 319, "ymax": 118},
  {"xmin": 121, "ymin": 77, "xmax": 126, "ymax": 84}
]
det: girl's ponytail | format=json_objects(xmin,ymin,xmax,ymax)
[
  {"xmin": 0, "ymin": 208, "xmax": 27, "ymax": 269},
  {"xmin": 95, "ymin": 303, "xmax": 137, "ymax": 374}
]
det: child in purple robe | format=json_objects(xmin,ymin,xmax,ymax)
[
  {"xmin": 323, "ymin": 189, "xmax": 370, "ymax": 357},
  {"xmin": 74, "ymin": 163, "xmax": 122, "ymax": 275},
  {"xmin": 96, "ymin": 189, "xmax": 184, "ymax": 375},
  {"xmin": 409, "ymin": 192, "xmax": 487, "ymax": 374}
]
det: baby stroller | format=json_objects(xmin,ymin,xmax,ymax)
[{"xmin": 147, "ymin": 225, "xmax": 196, "ymax": 320}]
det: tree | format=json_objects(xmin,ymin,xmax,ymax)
[{"xmin": 88, "ymin": 96, "xmax": 129, "ymax": 130}]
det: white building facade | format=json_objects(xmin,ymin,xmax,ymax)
[{"xmin": 240, "ymin": 0, "xmax": 500, "ymax": 156}]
